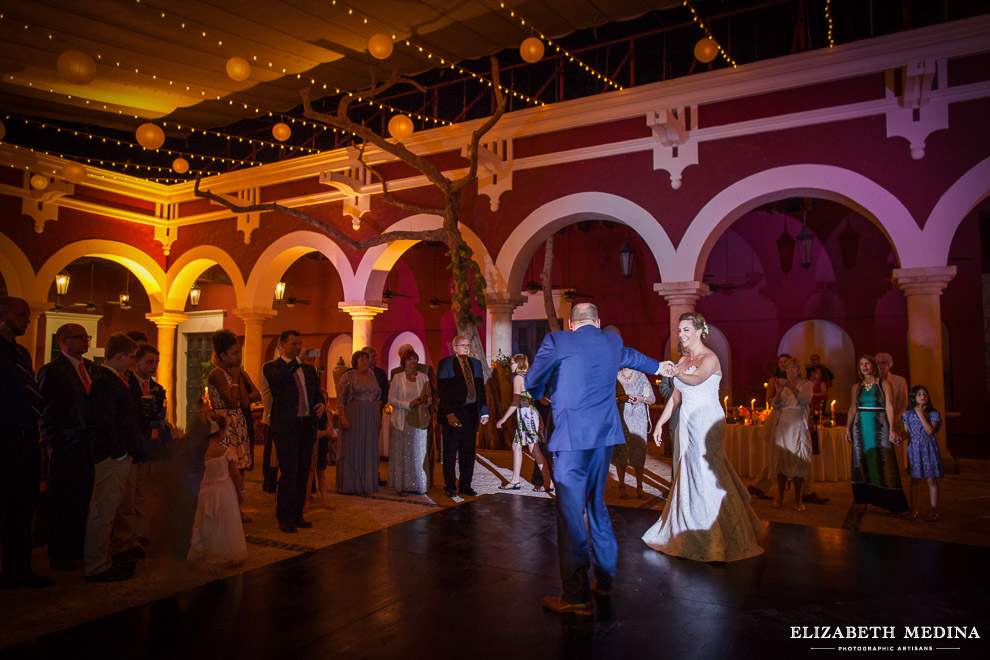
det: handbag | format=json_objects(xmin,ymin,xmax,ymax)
[{"xmin": 406, "ymin": 382, "xmax": 431, "ymax": 429}]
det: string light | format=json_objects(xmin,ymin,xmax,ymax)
[
  {"xmin": 496, "ymin": 2, "xmax": 624, "ymax": 91},
  {"xmin": 825, "ymin": 0, "xmax": 835, "ymax": 48},
  {"xmin": 0, "ymin": 142, "xmax": 224, "ymax": 178},
  {"xmin": 683, "ymin": 0, "xmax": 738, "ymax": 68}
]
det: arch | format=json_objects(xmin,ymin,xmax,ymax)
[
  {"xmin": 244, "ymin": 231, "xmax": 355, "ymax": 309},
  {"xmin": 921, "ymin": 156, "xmax": 990, "ymax": 266},
  {"xmin": 325, "ymin": 333, "xmax": 353, "ymax": 398},
  {"xmin": 165, "ymin": 245, "xmax": 247, "ymax": 311},
  {"xmin": 352, "ymin": 214, "xmax": 495, "ymax": 302},
  {"xmin": 676, "ymin": 165, "xmax": 921, "ymax": 281},
  {"xmin": 34, "ymin": 239, "xmax": 166, "ymax": 313},
  {"xmin": 495, "ymin": 193, "xmax": 677, "ymax": 296},
  {"xmin": 0, "ymin": 231, "xmax": 33, "ymax": 297},
  {"xmin": 385, "ymin": 330, "xmax": 427, "ymax": 374},
  {"xmin": 778, "ymin": 319, "xmax": 856, "ymax": 411}
]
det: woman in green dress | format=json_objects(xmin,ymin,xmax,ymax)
[{"xmin": 844, "ymin": 355, "xmax": 908, "ymax": 515}]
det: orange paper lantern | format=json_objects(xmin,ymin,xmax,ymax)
[
  {"xmin": 172, "ymin": 157, "xmax": 189, "ymax": 174},
  {"xmin": 30, "ymin": 174, "xmax": 49, "ymax": 190},
  {"xmin": 62, "ymin": 161, "xmax": 87, "ymax": 184},
  {"xmin": 520, "ymin": 37, "xmax": 545, "ymax": 63},
  {"xmin": 57, "ymin": 50, "xmax": 97, "ymax": 85},
  {"xmin": 0, "ymin": 119, "xmax": 5, "ymax": 141},
  {"xmin": 225, "ymin": 56, "xmax": 251, "ymax": 82},
  {"xmin": 136, "ymin": 123, "xmax": 165, "ymax": 150},
  {"xmin": 272, "ymin": 122, "xmax": 291, "ymax": 141},
  {"xmin": 387, "ymin": 114, "xmax": 413, "ymax": 141},
  {"xmin": 368, "ymin": 34, "xmax": 393, "ymax": 60},
  {"xmin": 694, "ymin": 38, "xmax": 718, "ymax": 63}
]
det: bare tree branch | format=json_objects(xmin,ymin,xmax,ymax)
[
  {"xmin": 451, "ymin": 57, "xmax": 508, "ymax": 193},
  {"xmin": 541, "ymin": 234, "xmax": 561, "ymax": 332}
]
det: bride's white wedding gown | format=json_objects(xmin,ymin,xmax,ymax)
[{"xmin": 642, "ymin": 373, "xmax": 764, "ymax": 562}]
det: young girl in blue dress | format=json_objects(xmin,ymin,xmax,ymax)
[{"xmin": 902, "ymin": 385, "xmax": 942, "ymax": 522}]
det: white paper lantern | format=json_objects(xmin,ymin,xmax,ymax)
[
  {"xmin": 225, "ymin": 56, "xmax": 251, "ymax": 82},
  {"xmin": 57, "ymin": 50, "xmax": 97, "ymax": 85},
  {"xmin": 272, "ymin": 122, "xmax": 291, "ymax": 141},
  {"xmin": 62, "ymin": 161, "xmax": 87, "ymax": 184},
  {"xmin": 387, "ymin": 114, "xmax": 413, "ymax": 141},
  {"xmin": 694, "ymin": 38, "xmax": 718, "ymax": 64},
  {"xmin": 368, "ymin": 34, "xmax": 393, "ymax": 60},
  {"xmin": 520, "ymin": 37, "xmax": 545, "ymax": 63},
  {"xmin": 172, "ymin": 157, "xmax": 189, "ymax": 174},
  {"xmin": 136, "ymin": 123, "xmax": 165, "ymax": 150},
  {"xmin": 30, "ymin": 174, "xmax": 49, "ymax": 190},
  {"xmin": 0, "ymin": 120, "xmax": 6, "ymax": 141}
]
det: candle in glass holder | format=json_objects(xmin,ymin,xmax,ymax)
[
  {"xmin": 750, "ymin": 398, "xmax": 756, "ymax": 412},
  {"xmin": 723, "ymin": 395, "xmax": 729, "ymax": 416},
  {"xmin": 830, "ymin": 399, "xmax": 836, "ymax": 418},
  {"xmin": 765, "ymin": 399, "xmax": 769, "ymax": 411}
]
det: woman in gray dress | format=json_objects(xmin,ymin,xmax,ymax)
[
  {"xmin": 614, "ymin": 367, "xmax": 655, "ymax": 499},
  {"xmin": 336, "ymin": 351, "xmax": 381, "ymax": 494},
  {"xmin": 387, "ymin": 351, "xmax": 431, "ymax": 496}
]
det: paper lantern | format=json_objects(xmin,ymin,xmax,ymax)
[
  {"xmin": 0, "ymin": 119, "xmax": 5, "ymax": 141},
  {"xmin": 272, "ymin": 122, "xmax": 291, "ymax": 141},
  {"xmin": 225, "ymin": 56, "xmax": 251, "ymax": 82},
  {"xmin": 30, "ymin": 174, "xmax": 49, "ymax": 190},
  {"xmin": 56, "ymin": 50, "xmax": 97, "ymax": 85},
  {"xmin": 62, "ymin": 161, "xmax": 87, "ymax": 184},
  {"xmin": 136, "ymin": 123, "xmax": 165, "ymax": 150},
  {"xmin": 172, "ymin": 157, "xmax": 189, "ymax": 174},
  {"xmin": 520, "ymin": 37, "xmax": 545, "ymax": 63},
  {"xmin": 694, "ymin": 38, "xmax": 718, "ymax": 64},
  {"xmin": 368, "ymin": 34, "xmax": 393, "ymax": 60},
  {"xmin": 387, "ymin": 114, "xmax": 413, "ymax": 141}
]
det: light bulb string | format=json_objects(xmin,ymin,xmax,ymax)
[
  {"xmin": 3, "ymin": 141, "xmax": 224, "ymax": 176},
  {"xmin": 683, "ymin": 0, "xmax": 739, "ymax": 68}
]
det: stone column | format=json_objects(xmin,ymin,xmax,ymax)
[
  {"xmin": 233, "ymin": 307, "xmax": 277, "ymax": 389},
  {"xmin": 338, "ymin": 301, "xmax": 387, "ymax": 352},
  {"xmin": 23, "ymin": 300, "xmax": 51, "ymax": 369},
  {"xmin": 486, "ymin": 295, "xmax": 524, "ymax": 363},
  {"xmin": 654, "ymin": 281, "xmax": 710, "ymax": 359},
  {"xmin": 893, "ymin": 266, "xmax": 956, "ymax": 469},
  {"xmin": 146, "ymin": 311, "xmax": 188, "ymax": 425}
]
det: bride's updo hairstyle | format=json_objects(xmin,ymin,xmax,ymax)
[{"xmin": 679, "ymin": 312, "xmax": 710, "ymax": 340}]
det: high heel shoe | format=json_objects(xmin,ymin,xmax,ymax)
[
  {"xmin": 924, "ymin": 512, "xmax": 940, "ymax": 522},
  {"xmin": 907, "ymin": 510, "xmax": 919, "ymax": 521},
  {"xmin": 794, "ymin": 504, "xmax": 806, "ymax": 511}
]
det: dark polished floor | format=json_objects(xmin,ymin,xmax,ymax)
[{"xmin": 5, "ymin": 495, "xmax": 988, "ymax": 660}]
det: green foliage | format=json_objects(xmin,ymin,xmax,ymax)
[{"xmin": 445, "ymin": 241, "xmax": 488, "ymax": 327}]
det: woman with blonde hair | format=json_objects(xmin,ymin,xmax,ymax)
[
  {"xmin": 768, "ymin": 357, "xmax": 813, "ymax": 510},
  {"xmin": 496, "ymin": 354, "xmax": 553, "ymax": 492}
]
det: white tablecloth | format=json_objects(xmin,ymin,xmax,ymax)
[{"xmin": 724, "ymin": 424, "xmax": 851, "ymax": 482}]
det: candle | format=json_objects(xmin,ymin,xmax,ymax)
[
  {"xmin": 723, "ymin": 395, "xmax": 729, "ymax": 416},
  {"xmin": 765, "ymin": 399, "xmax": 769, "ymax": 412},
  {"xmin": 830, "ymin": 400, "xmax": 836, "ymax": 417},
  {"xmin": 750, "ymin": 398, "xmax": 756, "ymax": 411}
]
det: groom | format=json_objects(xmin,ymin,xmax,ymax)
[{"xmin": 526, "ymin": 303, "xmax": 661, "ymax": 615}]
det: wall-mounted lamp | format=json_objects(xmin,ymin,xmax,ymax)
[
  {"xmin": 275, "ymin": 280, "xmax": 287, "ymax": 302},
  {"xmin": 619, "ymin": 242, "xmax": 635, "ymax": 279},
  {"xmin": 189, "ymin": 283, "xmax": 202, "ymax": 308}
]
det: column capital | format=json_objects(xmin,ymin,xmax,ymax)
[
  {"xmin": 26, "ymin": 300, "xmax": 52, "ymax": 318},
  {"xmin": 893, "ymin": 266, "xmax": 956, "ymax": 296},
  {"xmin": 232, "ymin": 307, "xmax": 277, "ymax": 324},
  {"xmin": 338, "ymin": 301, "xmax": 387, "ymax": 320},
  {"xmin": 653, "ymin": 280, "xmax": 710, "ymax": 304},
  {"xmin": 486, "ymin": 294, "xmax": 525, "ymax": 314},
  {"xmin": 145, "ymin": 311, "xmax": 189, "ymax": 328}
]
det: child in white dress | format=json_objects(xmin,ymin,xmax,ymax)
[{"xmin": 189, "ymin": 419, "xmax": 248, "ymax": 566}]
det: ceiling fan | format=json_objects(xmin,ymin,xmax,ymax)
[
  {"xmin": 427, "ymin": 296, "xmax": 451, "ymax": 309},
  {"xmin": 284, "ymin": 296, "xmax": 311, "ymax": 308},
  {"xmin": 561, "ymin": 289, "xmax": 593, "ymax": 302},
  {"xmin": 70, "ymin": 263, "xmax": 99, "ymax": 310}
]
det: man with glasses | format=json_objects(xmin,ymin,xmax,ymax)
[
  {"xmin": 875, "ymin": 352, "xmax": 910, "ymax": 468},
  {"xmin": 83, "ymin": 332, "xmax": 142, "ymax": 582},
  {"xmin": 0, "ymin": 297, "xmax": 54, "ymax": 589},
  {"xmin": 437, "ymin": 335, "xmax": 488, "ymax": 498},
  {"xmin": 38, "ymin": 324, "xmax": 97, "ymax": 572}
]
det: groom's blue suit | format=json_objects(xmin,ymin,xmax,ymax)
[{"xmin": 526, "ymin": 324, "xmax": 660, "ymax": 604}]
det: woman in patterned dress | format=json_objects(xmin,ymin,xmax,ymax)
[
  {"xmin": 495, "ymin": 354, "xmax": 553, "ymax": 492},
  {"xmin": 844, "ymin": 355, "xmax": 909, "ymax": 515},
  {"xmin": 207, "ymin": 329, "xmax": 253, "ymax": 522},
  {"xmin": 614, "ymin": 367, "xmax": 655, "ymax": 500},
  {"xmin": 902, "ymin": 385, "xmax": 943, "ymax": 521},
  {"xmin": 336, "ymin": 351, "xmax": 382, "ymax": 494},
  {"xmin": 387, "ymin": 351, "xmax": 431, "ymax": 496}
]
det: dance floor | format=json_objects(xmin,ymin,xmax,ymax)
[{"xmin": 5, "ymin": 495, "xmax": 988, "ymax": 660}]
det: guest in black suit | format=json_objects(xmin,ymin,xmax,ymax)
[
  {"xmin": 38, "ymin": 323, "xmax": 97, "ymax": 572},
  {"xmin": 0, "ymin": 297, "xmax": 54, "ymax": 589},
  {"xmin": 83, "ymin": 332, "xmax": 142, "ymax": 582},
  {"xmin": 437, "ymin": 335, "xmax": 488, "ymax": 498},
  {"xmin": 261, "ymin": 330, "xmax": 323, "ymax": 533}
]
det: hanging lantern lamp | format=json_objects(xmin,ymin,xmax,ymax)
[
  {"xmin": 694, "ymin": 38, "xmax": 719, "ymax": 63},
  {"xmin": 368, "ymin": 34, "xmax": 393, "ymax": 60},
  {"xmin": 272, "ymin": 122, "xmax": 291, "ymax": 141},
  {"xmin": 188, "ymin": 283, "xmax": 202, "ymax": 308},
  {"xmin": 520, "ymin": 37, "xmax": 545, "ymax": 63},
  {"xmin": 30, "ymin": 174, "xmax": 49, "ymax": 190},
  {"xmin": 56, "ymin": 50, "xmax": 97, "ymax": 85},
  {"xmin": 225, "ymin": 56, "xmax": 251, "ymax": 82},
  {"xmin": 62, "ymin": 161, "xmax": 87, "ymax": 184},
  {"xmin": 387, "ymin": 114, "xmax": 414, "ymax": 141},
  {"xmin": 136, "ymin": 123, "xmax": 165, "ymax": 150},
  {"xmin": 172, "ymin": 158, "xmax": 189, "ymax": 174}
]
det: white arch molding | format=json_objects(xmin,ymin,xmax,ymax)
[
  {"xmin": 0, "ymin": 231, "xmax": 33, "ymax": 297},
  {"xmin": 165, "ymin": 245, "xmax": 247, "ymax": 311},
  {"xmin": 496, "ymin": 192, "xmax": 677, "ymax": 295},
  {"xmin": 244, "ymin": 231, "xmax": 355, "ymax": 309},
  {"xmin": 921, "ymin": 156, "xmax": 990, "ymax": 266},
  {"xmin": 325, "ymin": 333, "xmax": 353, "ymax": 398},
  {"xmin": 352, "ymin": 214, "xmax": 495, "ymax": 302},
  {"xmin": 677, "ymin": 165, "xmax": 923, "ymax": 281},
  {"xmin": 385, "ymin": 331, "xmax": 428, "ymax": 374}
]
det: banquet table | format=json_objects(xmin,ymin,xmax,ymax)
[{"xmin": 724, "ymin": 424, "xmax": 851, "ymax": 482}]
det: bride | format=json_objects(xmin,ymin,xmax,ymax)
[{"xmin": 641, "ymin": 312, "xmax": 764, "ymax": 562}]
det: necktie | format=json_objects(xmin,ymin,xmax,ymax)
[
  {"xmin": 78, "ymin": 361, "xmax": 91, "ymax": 393},
  {"xmin": 142, "ymin": 380, "xmax": 149, "ymax": 395},
  {"xmin": 295, "ymin": 368, "xmax": 308, "ymax": 416},
  {"xmin": 458, "ymin": 356, "xmax": 477, "ymax": 404},
  {"xmin": 16, "ymin": 361, "xmax": 42, "ymax": 417}
]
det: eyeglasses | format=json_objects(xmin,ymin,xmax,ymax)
[{"xmin": 64, "ymin": 334, "xmax": 92, "ymax": 341}]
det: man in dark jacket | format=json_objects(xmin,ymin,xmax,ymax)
[
  {"xmin": 83, "ymin": 332, "xmax": 141, "ymax": 582},
  {"xmin": 436, "ymin": 335, "xmax": 489, "ymax": 498},
  {"xmin": 38, "ymin": 323, "xmax": 97, "ymax": 572}
]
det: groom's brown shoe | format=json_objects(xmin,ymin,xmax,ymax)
[
  {"xmin": 541, "ymin": 596, "xmax": 593, "ymax": 616},
  {"xmin": 591, "ymin": 581, "xmax": 613, "ymax": 596}
]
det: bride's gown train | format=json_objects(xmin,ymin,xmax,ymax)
[{"xmin": 642, "ymin": 374, "xmax": 764, "ymax": 562}]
